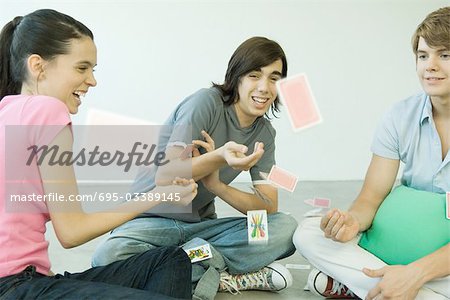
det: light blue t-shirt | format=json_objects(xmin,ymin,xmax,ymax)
[{"xmin": 371, "ymin": 92, "xmax": 449, "ymax": 193}]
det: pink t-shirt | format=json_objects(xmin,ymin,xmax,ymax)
[{"xmin": 0, "ymin": 95, "xmax": 71, "ymax": 277}]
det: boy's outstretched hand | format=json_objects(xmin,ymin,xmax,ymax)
[{"xmin": 221, "ymin": 141, "xmax": 264, "ymax": 171}]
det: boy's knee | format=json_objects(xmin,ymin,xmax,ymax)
[
  {"xmin": 91, "ymin": 240, "xmax": 119, "ymax": 267},
  {"xmin": 269, "ymin": 212, "xmax": 298, "ymax": 238},
  {"xmin": 92, "ymin": 237, "xmax": 149, "ymax": 267},
  {"xmin": 293, "ymin": 217, "xmax": 321, "ymax": 255},
  {"xmin": 156, "ymin": 245, "xmax": 187, "ymax": 261},
  {"xmin": 292, "ymin": 225, "xmax": 305, "ymax": 252}
]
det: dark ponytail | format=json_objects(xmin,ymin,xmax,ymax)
[
  {"xmin": 0, "ymin": 16, "xmax": 23, "ymax": 100},
  {"xmin": 0, "ymin": 9, "xmax": 93, "ymax": 101}
]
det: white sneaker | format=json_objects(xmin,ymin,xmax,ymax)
[
  {"xmin": 307, "ymin": 268, "xmax": 358, "ymax": 299},
  {"xmin": 219, "ymin": 263, "xmax": 293, "ymax": 295}
]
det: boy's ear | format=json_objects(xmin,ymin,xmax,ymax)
[{"xmin": 26, "ymin": 54, "xmax": 46, "ymax": 80}]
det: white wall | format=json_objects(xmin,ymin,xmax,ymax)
[{"xmin": 2, "ymin": 0, "xmax": 447, "ymax": 180}]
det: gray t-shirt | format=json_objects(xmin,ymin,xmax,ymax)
[{"xmin": 130, "ymin": 87, "xmax": 276, "ymax": 222}]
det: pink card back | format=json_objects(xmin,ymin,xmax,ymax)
[
  {"xmin": 268, "ymin": 165, "xmax": 298, "ymax": 192},
  {"xmin": 276, "ymin": 74, "xmax": 322, "ymax": 131},
  {"xmin": 313, "ymin": 197, "xmax": 330, "ymax": 208}
]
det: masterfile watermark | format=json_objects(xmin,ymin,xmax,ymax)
[
  {"xmin": 26, "ymin": 142, "xmax": 169, "ymax": 172},
  {"xmin": 5, "ymin": 124, "xmax": 194, "ymax": 214},
  {"xmin": 9, "ymin": 192, "xmax": 182, "ymax": 203}
]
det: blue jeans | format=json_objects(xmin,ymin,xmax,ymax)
[
  {"xmin": 0, "ymin": 247, "xmax": 191, "ymax": 300},
  {"xmin": 92, "ymin": 213, "xmax": 297, "ymax": 297}
]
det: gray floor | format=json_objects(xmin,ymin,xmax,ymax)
[{"xmin": 46, "ymin": 180, "xmax": 364, "ymax": 299}]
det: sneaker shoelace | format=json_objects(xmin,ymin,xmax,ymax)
[
  {"xmin": 219, "ymin": 268, "xmax": 274, "ymax": 294},
  {"xmin": 219, "ymin": 272, "xmax": 241, "ymax": 295},
  {"xmin": 331, "ymin": 279, "xmax": 356, "ymax": 297}
]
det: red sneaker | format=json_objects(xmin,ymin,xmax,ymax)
[{"xmin": 308, "ymin": 268, "xmax": 359, "ymax": 299}]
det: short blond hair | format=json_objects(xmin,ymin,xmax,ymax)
[{"xmin": 412, "ymin": 6, "xmax": 450, "ymax": 55}]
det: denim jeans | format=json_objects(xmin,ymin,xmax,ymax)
[
  {"xmin": 92, "ymin": 213, "xmax": 298, "ymax": 298},
  {"xmin": 0, "ymin": 246, "xmax": 191, "ymax": 300}
]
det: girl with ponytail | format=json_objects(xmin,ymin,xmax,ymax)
[{"xmin": 0, "ymin": 9, "xmax": 194, "ymax": 299}]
